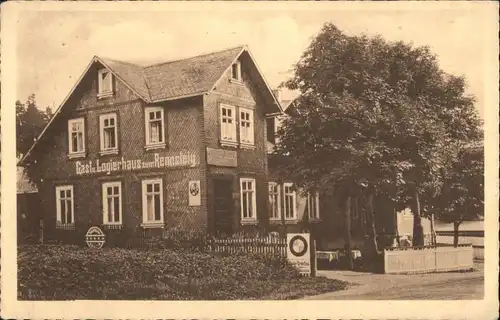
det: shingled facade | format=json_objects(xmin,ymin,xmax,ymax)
[{"xmin": 19, "ymin": 46, "xmax": 282, "ymax": 243}]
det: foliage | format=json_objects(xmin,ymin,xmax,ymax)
[
  {"xmin": 18, "ymin": 244, "xmax": 348, "ymax": 300},
  {"xmin": 16, "ymin": 94, "xmax": 53, "ymax": 158}
]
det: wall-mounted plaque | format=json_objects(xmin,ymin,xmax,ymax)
[
  {"xmin": 188, "ymin": 180, "xmax": 201, "ymax": 206},
  {"xmin": 206, "ymin": 148, "xmax": 237, "ymax": 167}
]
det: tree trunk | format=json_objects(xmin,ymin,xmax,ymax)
[
  {"xmin": 430, "ymin": 213, "xmax": 437, "ymax": 245},
  {"xmin": 394, "ymin": 206, "xmax": 400, "ymax": 247},
  {"xmin": 344, "ymin": 195, "xmax": 354, "ymax": 270},
  {"xmin": 412, "ymin": 188, "xmax": 424, "ymax": 246},
  {"xmin": 367, "ymin": 192, "xmax": 379, "ymax": 253},
  {"xmin": 453, "ymin": 221, "xmax": 460, "ymax": 247}
]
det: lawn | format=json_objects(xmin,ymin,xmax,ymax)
[{"xmin": 18, "ymin": 244, "xmax": 348, "ymax": 300}]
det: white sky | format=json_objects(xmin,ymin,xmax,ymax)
[{"xmin": 15, "ymin": 2, "xmax": 497, "ymax": 118}]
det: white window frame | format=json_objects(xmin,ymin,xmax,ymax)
[
  {"xmin": 144, "ymin": 106, "xmax": 166, "ymax": 149},
  {"xmin": 55, "ymin": 185, "xmax": 74, "ymax": 227},
  {"xmin": 283, "ymin": 183, "xmax": 297, "ymax": 221},
  {"xmin": 219, "ymin": 104, "xmax": 237, "ymax": 146},
  {"xmin": 239, "ymin": 108, "xmax": 255, "ymax": 147},
  {"xmin": 99, "ymin": 113, "xmax": 118, "ymax": 154},
  {"xmin": 268, "ymin": 182, "xmax": 281, "ymax": 221},
  {"xmin": 240, "ymin": 178, "xmax": 257, "ymax": 223},
  {"xmin": 141, "ymin": 178, "xmax": 164, "ymax": 227},
  {"xmin": 68, "ymin": 118, "xmax": 85, "ymax": 158},
  {"xmin": 98, "ymin": 68, "xmax": 114, "ymax": 98},
  {"xmin": 307, "ymin": 192, "xmax": 320, "ymax": 221},
  {"xmin": 231, "ymin": 61, "xmax": 242, "ymax": 82},
  {"xmin": 102, "ymin": 181, "xmax": 122, "ymax": 225}
]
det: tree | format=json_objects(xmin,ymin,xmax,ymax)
[
  {"xmin": 433, "ymin": 142, "xmax": 484, "ymax": 246},
  {"xmin": 16, "ymin": 94, "xmax": 52, "ymax": 158},
  {"xmin": 275, "ymin": 23, "xmax": 482, "ymax": 259}
]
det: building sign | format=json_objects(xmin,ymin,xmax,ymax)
[
  {"xmin": 85, "ymin": 226, "xmax": 105, "ymax": 249},
  {"xmin": 206, "ymin": 147, "xmax": 237, "ymax": 167},
  {"xmin": 286, "ymin": 233, "xmax": 311, "ymax": 275},
  {"xmin": 75, "ymin": 151, "xmax": 198, "ymax": 176},
  {"xmin": 188, "ymin": 180, "xmax": 201, "ymax": 206}
]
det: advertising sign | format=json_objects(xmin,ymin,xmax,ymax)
[
  {"xmin": 188, "ymin": 180, "xmax": 201, "ymax": 206},
  {"xmin": 85, "ymin": 226, "xmax": 106, "ymax": 249},
  {"xmin": 286, "ymin": 233, "xmax": 311, "ymax": 275}
]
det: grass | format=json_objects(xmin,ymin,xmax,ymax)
[{"xmin": 18, "ymin": 244, "xmax": 348, "ymax": 300}]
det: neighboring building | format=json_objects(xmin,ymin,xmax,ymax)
[{"xmin": 19, "ymin": 46, "xmax": 282, "ymax": 244}]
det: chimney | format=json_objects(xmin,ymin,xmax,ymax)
[{"xmin": 272, "ymin": 88, "xmax": 281, "ymax": 103}]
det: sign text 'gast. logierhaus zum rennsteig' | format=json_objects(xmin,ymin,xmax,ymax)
[{"xmin": 75, "ymin": 151, "xmax": 198, "ymax": 175}]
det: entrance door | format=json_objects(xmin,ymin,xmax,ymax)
[{"xmin": 213, "ymin": 178, "xmax": 234, "ymax": 236}]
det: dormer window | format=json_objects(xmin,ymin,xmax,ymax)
[
  {"xmin": 98, "ymin": 68, "xmax": 114, "ymax": 98},
  {"xmin": 231, "ymin": 61, "xmax": 242, "ymax": 82}
]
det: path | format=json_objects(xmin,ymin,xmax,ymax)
[{"xmin": 303, "ymin": 262, "xmax": 484, "ymax": 300}]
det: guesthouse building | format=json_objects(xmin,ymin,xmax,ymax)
[{"xmin": 19, "ymin": 46, "xmax": 282, "ymax": 244}]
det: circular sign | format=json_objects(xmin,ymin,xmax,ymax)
[
  {"xmin": 289, "ymin": 235, "xmax": 308, "ymax": 257},
  {"xmin": 85, "ymin": 226, "xmax": 106, "ymax": 249}
]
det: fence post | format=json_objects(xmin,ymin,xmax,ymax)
[{"xmin": 311, "ymin": 239, "xmax": 317, "ymax": 277}]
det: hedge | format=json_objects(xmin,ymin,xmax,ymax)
[{"xmin": 18, "ymin": 244, "xmax": 348, "ymax": 300}]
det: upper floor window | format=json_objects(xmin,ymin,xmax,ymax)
[
  {"xmin": 220, "ymin": 104, "xmax": 237, "ymax": 146},
  {"xmin": 141, "ymin": 178, "xmax": 164, "ymax": 227},
  {"xmin": 68, "ymin": 118, "xmax": 85, "ymax": 158},
  {"xmin": 240, "ymin": 178, "xmax": 257, "ymax": 223},
  {"xmin": 56, "ymin": 185, "xmax": 74, "ymax": 228},
  {"xmin": 98, "ymin": 68, "xmax": 114, "ymax": 98},
  {"xmin": 99, "ymin": 113, "xmax": 118, "ymax": 154},
  {"xmin": 269, "ymin": 182, "xmax": 281, "ymax": 220},
  {"xmin": 231, "ymin": 61, "xmax": 242, "ymax": 82},
  {"xmin": 102, "ymin": 181, "xmax": 122, "ymax": 225},
  {"xmin": 145, "ymin": 107, "xmax": 165, "ymax": 149},
  {"xmin": 283, "ymin": 183, "xmax": 296, "ymax": 221},
  {"xmin": 307, "ymin": 192, "xmax": 320, "ymax": 220},
  {"xmin": 239, "ymin": 108, "xmax": 254, "ymax": 146}
]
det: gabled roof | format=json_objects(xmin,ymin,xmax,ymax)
[{"xmin": 19, "ymin": 45, "xmax": 282, "ymax": 165}]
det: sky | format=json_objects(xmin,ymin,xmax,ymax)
[{"xmin": 15, "ymin": 2, "xmax": 497, "ymax": 118}]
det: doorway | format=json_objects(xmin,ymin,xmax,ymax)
[{"xmin": 213, "ymin": 178, "xmax": 234, "ymax": 236}]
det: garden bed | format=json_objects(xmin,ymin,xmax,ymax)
[{"xmin": 18, "ymin": 244, "xmax": 348, "ymax": 300}]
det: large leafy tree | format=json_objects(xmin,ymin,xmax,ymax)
[
  {"xmin": 275, "ymin": 23, "xmax": 482, "ymax": 257},
  {"xmin": 16, "ymin": 94, "xmax": 53, "ymax": 158}
]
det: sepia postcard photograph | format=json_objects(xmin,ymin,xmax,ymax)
[{"xmin": 1, "ymin": 1, "xmax": 499, "ymax": 319}]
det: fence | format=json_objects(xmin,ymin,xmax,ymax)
[
  {"xmin": 383, "ymin": 244, "xmax": 474, "ymax": 274},
  {"xmin": 435, "ymin": 230, "xmax": 484, "ymax": 260}
]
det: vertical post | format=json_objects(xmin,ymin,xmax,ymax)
[
  {"xmin": 39, "ymin": 219, "xmax": 44, "ymax": 243},
  {"xmin": 311, "ymin": 239, "xmax": 317, "ymax": 277}
]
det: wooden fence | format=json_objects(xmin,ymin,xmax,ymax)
[{"xmin": 435, "ymin": 230, "xmax": 484, "ymax": 260}]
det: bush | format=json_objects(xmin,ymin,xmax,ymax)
[{"xmin": 18, "ymin": 244, "xmax": 348, "ymax": 300}]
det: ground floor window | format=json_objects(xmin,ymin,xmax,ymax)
[
  {"xmin": 269, "ymin": 182, "xmax": 281, "ymax": 220},
  {"xmin": 142, "ymin": 178, "xmax": 164, "ymax": 226},
  {"xmin": 102, "ymin": 181, "xmax": 122, "ymax": 225},
  {"xmin": 283, "ymin": 183, "xmax": 296, "ymax": 220},
  {"xmin": 307, "ymin": 192, "xmax": 320, "ymax": 220},
  {"xmin": 55, "ymin": 185, "xmax": 74, "ymax": 227},
  {"xmin": 240, "ymin": 178, "xmax": 257, "ymax": 222}
]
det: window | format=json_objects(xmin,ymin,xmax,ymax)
[
  {"xmin": 141, "ymin": 178, "xmax": 164, "ymax": 226},
  {"xmin": 269, "ymin": 182, "xmax": 281, "ymax": 220},
  {"xmin": 266, "ymin": 118, "xmax": 276, "ymax": 144},
  {"xmin": 99, "ymin": 113, "xmax": 118, "ymax": 153},
  {"xmin": 231, "ymin": 61, "xmax": 241, "ymax": 82},
  {"xmin": 102, "ymin": 181, "xmax": 122, "ymax": 225},
  {"xmin": 239, "ymin": 108, "xmax": 254, "ymax": 146},
  {"xmin": 145, "ymin": 107, "xmax": 165, "ymax": 148},
  {"xmin": 219, "ymin": 104, "xmax": 237, "ymax": 146},
  {"xmin": 56, "ymin": 185, "xmax": 74, "ymax": 226},
  {"xmin": 240, "ymin": 178, "xmax": 257, "ymax": 222},
  {"xmin": 283, "ymin": 183, "xmax": 296, "ymax": 220},
  {"xmin": 98, "ymin": 68, "xmax": 113, "ymax": 97},
  {"xmin": 307, "ymin": 192, "xmax": 320, "ymax": 220},
  {"xmin": 68, "ymin": 118, "xmax": 85, "ymax": 157}
]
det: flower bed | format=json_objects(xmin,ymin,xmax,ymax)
[{"xmin": 18, "ymin": 244, "xmax": 348, "ymax": 300}]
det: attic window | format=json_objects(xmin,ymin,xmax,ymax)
[
  {"xmin": 231, "ymin": 61, "xmax": 242, "ymax": 82},
  {"xmin": 98, "ymin": 68, "xmax": 114, "ymax": 98}
]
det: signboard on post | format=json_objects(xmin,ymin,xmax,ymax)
[{"xmin": 286, "ymin": 233, "xmax": 312, "ymax": 276}]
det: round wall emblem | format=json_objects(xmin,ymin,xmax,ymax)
[
  {"xmin": 289, "ymin": 235, "xmax": 308, "ymax": 257},
  {"xmin": 85, "ymin": 226, "xmax": 106, "ymax": 249},
  {"xmin": 189, "ymin": 181, "xmax": 200, "ymax": 196}
]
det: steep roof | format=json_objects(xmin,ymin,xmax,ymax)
[{"xmin": 19, "ymin": 45, "xmax": 282, "ymax": 165}]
